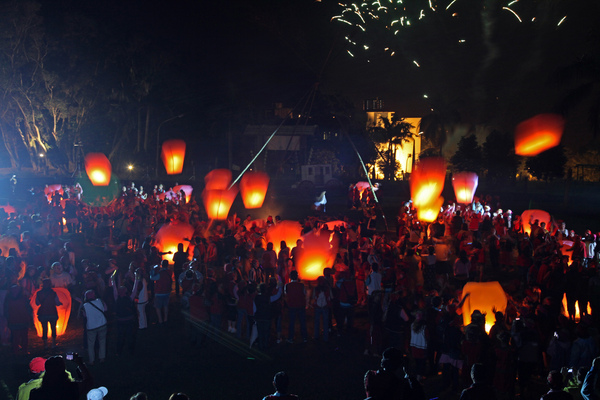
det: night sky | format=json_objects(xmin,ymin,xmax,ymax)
[{"xmin": 23, "ymin": 0, "xmax": 600, "ymax": 155}]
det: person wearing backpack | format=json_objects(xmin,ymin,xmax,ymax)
[{"xmin": 312, "ymin": 276, "xmax": 332, "ymax": 342}]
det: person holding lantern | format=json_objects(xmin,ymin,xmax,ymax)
[{"xmin": 35, "ymin": 279, "xmax": 62, "ymax": 349}]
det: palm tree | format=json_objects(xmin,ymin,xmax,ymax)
[
  {"xmin": 419, "ymin": 100, "xmax": 461, "ymax": 157},
  {"xmin": 369, "ymin": 114, "xmax": 413, "ymax": 180}
]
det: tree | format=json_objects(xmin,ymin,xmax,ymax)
[
  {"xmin": 450, "ymin": 134, "xmax": 483, "ymax": 173},
  {"xmin": 419, "ymin": 100, "xmax": 461, "ymax": 157},
  {"xmin": 369, "ymin": 114, "xmax": 413, "ymax": 180},
  {"xmin": 525, "ymin": 145, "xmax": 567, "ymax": 181},
  {"xmin": 482, "ymin": 130, "xmax": 517, "ymax": 182}
]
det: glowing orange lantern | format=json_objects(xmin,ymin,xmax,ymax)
[
  {"xmin": 561, "ymin": 293, "xmax": 592, "ymax": 321},
  {"xmin": 266, "ymin": 220, "xmax": 303, "ymax": 254},
  {"xmin": 520, "ymin": 209, "xmax": 551, "ymax": 236},
  {"xmin": 84, "ymin": 153, "xmax": 112, "ymax": 186},
  {"xmin": 202, "ymin": 187, "xmax": 238, "ymax": 220},
  {"xmin": 515, "ymin": 114, "xmax": 565, "ymax": 156},
  {"xmin": 173, "ymin": 185, "xmax": 194, "ymax": 203},
  {"xmin": 461, "ymin": 281, "xmax": 507, "ymax": 333},
  {"xmin": 30, "ymin": 288, "xmax": 72, "ymax": 337},
  {"xmin": 410, "ymin": 157, "xmax": 446, "ymax": 208},
  {"xmin": 204, "ymin": 169, "xmax": 232, "ymax": 190},
  {"xmin": 161, "ymin": 139, "xmax": 186, "ymax": 175},
  {"xmin": 416, "ymin": 196, "xmax": 444, "ymax": 222},
  {"xmin": 240, "ymin": 171, "xmax": 270, "ymax": 209},
  {"xmin": 155, "ymin": 222, "xmax": 195, "ymax": 260},
  {"xmin": 0, "ymin": 204, "xmax": 16, "ymax": 217},
  {"xmin": 44, "ymin": 184, "xmax": 64, "ymax": 203},
  {"xmin": 296, "ymin": 232, "xmax": 338, "ymax": 281},
  {"xmin": 452, "ymin": 172, "xmax": 478, "ymax": 204}
]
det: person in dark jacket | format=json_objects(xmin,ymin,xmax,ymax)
[{"xmin": 460, "ymin": 363, "xmax": 497, "ymax": 400}]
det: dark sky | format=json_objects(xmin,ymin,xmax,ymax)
[{"xmin": 36, "ymin": 0, "xmax": 600, "ymax": 149}]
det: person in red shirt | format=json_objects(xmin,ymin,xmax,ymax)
[{"xmin": 284, "ymin": 270, "xmax": 307, "ymax": 343}]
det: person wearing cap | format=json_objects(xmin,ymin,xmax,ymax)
[
  {"xmin": 16, "ymin": 357, "xmax": 48, "ymax": 400},
  {"xmin": 87, "ymin": 386, "xmax": 108, "ymax": 400},
  {"xmin": 29, "ymin": 354, "xmax": 92, "ymax": 400}
]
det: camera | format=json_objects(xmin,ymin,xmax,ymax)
[{"xmin": 66, "ymin": 352, "xmax": 73, "ymax": 360}]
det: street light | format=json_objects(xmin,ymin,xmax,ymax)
[{"xmin": 155, "ymin": 114, "xmax": 184, "ymax": 178}]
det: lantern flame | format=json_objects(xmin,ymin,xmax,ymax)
[{"xmin": 561, "ymin": 294, "xmax": 592, "ymax": 321}]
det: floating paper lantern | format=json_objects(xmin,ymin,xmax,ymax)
[
  {"xmin": 44, "ymin": 184, "xmax": 63, "ymax": 203},
  {"xmin": 0, "ymin": 204, "xmax": 16, "ymax": 217},
  {"xmin": 461, "ymin": 281, "xmax": 507, "ymax": 333},
  {"xmin": 173, "ymin": 185, "xmax": 194, "ymax": 203},
  {"xmin": 31, "ymin": 288, "xmax": 72, "ymax": 337},
  {"xmin": 204, "ymin": 169, "xmax": 232, "ymax": 191},
  {"xmin": 84, "ymin": 153, "xmax": 112, "ymax": 186},
  {"xmin": 515, "ymin": 114, "xmax": 565, "ymax": 156},
  {"xmin": 416, "ymin": 196, "xmax": 444, "ymax": 222},
  {"xmin": 296, "ymin": 232, "xmax": 338, "ymax": 281},
  {"xmin": 410, "ymin": 157, "xmax": 446, "ymax": 208},
  {"xmin": 452, "ymin": 172, "xmax": 478, "ymax": 204},
  {"xmin": 202, "ymin": 187, "xmax": 238, "ymax": 220},
  {"xmin": 520, "ymin": 209, "xmax": 551, "ymax": 236},
  {"xmin": 0, "ymin": 235, "xmax": 20, "ymax": 256},
  {"xmin": 266, "ymin": 220, "xmax": 303, "ymax": 254},
  {"xmin": 155, "ymin": 222, "xmax": 195, "ymax": 260},
  {"xmin": 240, "ymin": 171, "xmax": 270, "ymax": 209},
  {"xmin": 161, "ymin": 139, "xmax": 186, "ymax": 175}
]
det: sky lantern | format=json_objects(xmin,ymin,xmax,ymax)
[
  {"xmin": 161, "ymin": 139, "xmax": 186, "ymax": 174},
  {"xmin": 44, "ymin": 184, "xmax": 63, "ymax": 203},
  {"xmin": 452, "ymin": 172, "xmax": 478, "ymax": 204},
  {"xmin": 0, "ymin": 236, "xmax": 20, "ymax": 256},
  {"xmin": 520, "ymin": 209, "xmax": 551, "ymax": 236},
  {"xmin": 173, "ymin": 185, "xmax": 194, "ymax": 203},
  {"xmin": 266, "ymin": 220, "xmax": 303, "ymax": 254},
  {"xmin": 515, "ymin": 113, "xmax": 565, "ymax": 156},
  {"xmin": 461, "ymin": 281, "xmax": 507, "ymax": 333},
  {"xmin": 31, "ymin": 288, "xmax": 72, "ymax": 337},
  {"xmin": 410, "ymin": 157, "xmax": 446, "ymax": 208},
  {"xmin": 240, "ymin": 171, "xmax": 270, "ymax": 209},
  {"xmin": 416, "ymin": 196, "xmax": 444, "ymax": 223},
  {"xmin": 155, "ymin": 222, "xmax": 195, "ymax": 260},
  {"xmin": 84, "ymin": 153, "xmax": 112, "ymax": 186},
  {"xmin": 204, "ymin": 169, "xmax": 232, "ymax": 190},
  {"xmin": 296, "ymin": 231, "xmax": 338, "ymax": 281},
  {"xmin": 202, "ymin": 187, "xmax": 238, "ymax": 220}
]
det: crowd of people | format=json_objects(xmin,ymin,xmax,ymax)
[{"xmin": 1, "ymin": 179, "xmax": 600, "ymax": 399}]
